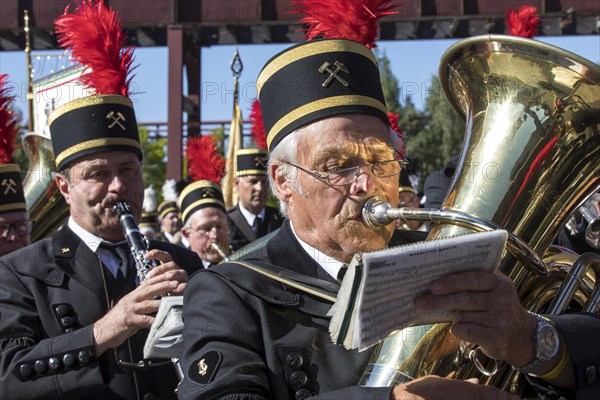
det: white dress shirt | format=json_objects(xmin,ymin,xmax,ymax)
[{"xmin": 289, "ymin": 221, "xmax": 345, "ymax": 281}]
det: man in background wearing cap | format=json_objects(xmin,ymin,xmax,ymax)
[
  {"xmin": 0, "ymin": 2, "xmax": 202, "ymax": 399},
  {"xmin": 227, "ymin": 148, "xmax": 283, "ymax": 252},
  {"xmin": 156, "ymin": 200, "xmax": 183, "ymax": 245},
  {"xmin": 179, "ymin": 180, "xmax": 230, "ymax": 268},
  {"xmin": 0, "ymin": 164, "xmax": 32, "ymax": 256}
]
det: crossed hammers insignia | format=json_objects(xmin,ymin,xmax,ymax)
[
  {"xmin": 203, "ymin": 188, "xmax": 215, "ymax": 198},
  {"xmin": 254, "ymin": 156, "xmax": 265, "ymax": 168},
  {"xmin": 1, "ymin": 178, "xmax": 17, "ymax": 195},
  {"xmin": 106, "ymin": 111, "xmax": 126, "ymax": 130},
  {"xmin": 318, "ymin": 61, "xmax": 350, "ymax": 88}
]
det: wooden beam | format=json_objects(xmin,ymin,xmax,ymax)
[{"xmin": 167, "ymin": 24, "xmax": 183, "ymax": 180}]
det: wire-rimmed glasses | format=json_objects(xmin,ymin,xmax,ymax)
[{"xmin": 282, "ymin": 155, "xmax": 406, "ymax": 186}]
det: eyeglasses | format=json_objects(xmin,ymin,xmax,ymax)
[
  {"xmin": 0, "ymin": 220, "xmax": 34, "ymax": 237},
  {"xmin": 188, "ymin": 225, "xmax": 230, "ymax": 237},
  {"xmin": 283, "ymin": 155, "xmax": 406, "ymax": 186}
]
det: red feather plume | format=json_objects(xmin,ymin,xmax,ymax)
[
  {"xmin": 387, "ymin": 111, "xmax": 405, "ymax": 154},
  {"xmin": 0, "ymin": 74, "xmax": 20, "ymax": 164},
  {"xmin": 291, "ymin": 0, "xmax": 399, "ymax": 48},
  {"xmin": 54, "ymin": 0, "xmax": 136, "ymax": 96},
  {"xmin": 187, "ymin": 135, "xmax": 226, "ymax": 184},
  {"xmin": 506, "ymin": 5, "xmax": 540, "ymax": 39},
  {"xmin": 250, "ymin": 99, "xmax": 267, "ymax": 150}
]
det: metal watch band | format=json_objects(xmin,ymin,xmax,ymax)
[{"xmin": 515, "ymin": 313, "xmax": 559, "ymax": 375}]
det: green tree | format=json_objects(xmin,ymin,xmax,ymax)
[
  {"xmin": 210, "ymin": 125, "xmax": 226, "ymax": 155},
  {"xmin": 139, "ymin": 127, "xmax": 166, "ymax": 201},
  {"xmin": 376, "ymin": 50, "xmax": 401, "ymax": 114},
  {"xmin": 406, "ymin": 75, "xmax": 464, "ymax": 189}
]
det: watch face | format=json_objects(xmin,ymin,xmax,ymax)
[{"xmin": 538, "ymin": 324, "xmax": 560, "ymax": 359}]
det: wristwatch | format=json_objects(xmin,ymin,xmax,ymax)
[{"xmin": 515, "ymin": 312, "xmax": 560, "ymax": 375}]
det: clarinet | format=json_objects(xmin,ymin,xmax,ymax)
[
  {"xmin": 114, "ymin": 201, "xmax": 159, "ymax": 282},
  {"xmin": 114, "ymin": 202, "xmax": 185, "ymax": 384}
]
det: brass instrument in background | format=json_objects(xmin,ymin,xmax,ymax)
[
  {"xmin": 22, "ymin": 131, "xmax": 69, "ymax": 242},
  {"xmin": 565, "ymin": 193, "xmax": 600, "ymax": 249},
  {"xmin": 360, "ymin": 35, "xmax": 600, "ymax": 394},
  {"xmin": 211, "ymin": 243, "xmax": 230, "ymax": 262}
]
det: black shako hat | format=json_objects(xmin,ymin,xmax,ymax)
[
  {"xmin": 178, "ymin": 180, "xmax": 225, "ymax": 225},
  {"xmin": 236, "ymin": 148, "xmax": 268, "ymax": 176},
  {"xmin": 48, "ymin": 95, "xmax": 142, "ymax": 171},
  {"xmin": 257, "ymin": 38, "xmax": 389, "ymax": 152},
  {"xmin": 0, "ymin": 164, "xmax": 26, "ymax": 213},
  {"xmin": 158, "ymin": 201, "xmax": 179, "ymax": 219}
]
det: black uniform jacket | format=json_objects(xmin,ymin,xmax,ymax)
[
  {"xmin": 0, "ymin": 225, "xmax": 203, "ymax": 400},
  {"xmin": 227, "ymin": 205, "xmax": 284, "ymax": 252},
  {"xmin": 178, "ymin": 220, "xmax": 427, "ymax": 400}
]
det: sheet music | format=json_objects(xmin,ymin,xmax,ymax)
[{"xmin": 329, "ymin": 230, "xmax": 508, "ymax": 351}]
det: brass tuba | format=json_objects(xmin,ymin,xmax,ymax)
[
  {"xmin": 360, "ymin": 35, "xmax": 600, "ymax": 392},
  {"xmin": 22, "ymin": 130, "xmax": 69, "ymax": 242}
]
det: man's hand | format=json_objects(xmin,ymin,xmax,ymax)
[
  {"xmin": 143, "ymin": 249, "xmax": 188, "ymax": 295},
  {"xmin": 93, "ymin": 249, "xmax": 188, "ymax": 356},
  {"xmin": 414, "ymin": 271, "xmax": 536, "ymax": 368},
  {"xmin": 391, "ymin": 376, "xmax": 518, "ymax": 400}
]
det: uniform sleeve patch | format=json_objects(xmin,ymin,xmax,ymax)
[{"xmin": 188, "ymin": 351, "xmax": 222, "ymax": 385}]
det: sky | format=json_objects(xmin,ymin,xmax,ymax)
[{"xmin": 0, "ymin": 35, "xmax": 599, "ymax": 127}]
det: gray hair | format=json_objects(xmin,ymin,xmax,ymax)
[
  {"xmin": 57, "ymin": 167, "xmax": 72, "ymax": 184},
  {"xmin": 267, "ymin": 130, "xmax": 306, "ymax": 217}
]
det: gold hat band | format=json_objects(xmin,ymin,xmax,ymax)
[
  {"xmin": 54, "ymin": 137, "xmax": 142, "ymax": 169},
  {"xmin": 266, "ymin": 95, "xmax": 387, "ymax": 148}
]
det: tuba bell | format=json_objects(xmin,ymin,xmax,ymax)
[
  {"xmin": 22, "ymin": 130, "xmax": 69, "ymax": 242},
  {"xmin": 360, "ymin": 35, "xmax": 600, "ymax": 393}
]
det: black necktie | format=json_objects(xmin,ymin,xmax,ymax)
[
  {"xmin": 252, "ymin": 216, "xmax": 262, "ymax": 232},
  {"xmin": 99, "ymin": 242, "xmax": 131, "ymax": 281}
]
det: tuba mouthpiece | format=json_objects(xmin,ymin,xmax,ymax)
[
  {"xmin": 362, "ymin": 196, "xmax": 394, "ymax": 230},
  {"xmin": 210, "ymin": 243, "xmax": 230, "ymax": 262}
]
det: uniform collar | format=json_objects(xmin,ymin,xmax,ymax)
[
  {"xmin": 289, "ymin": 221, "xmax": 344, "ymax": 281},
  {"xmin": 164, "ymin": 231, "xmax": 175, "ymax": 242},
  {"xmin": 67, "ymin": 217, "xmax": 104, "ymax": 252}
]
